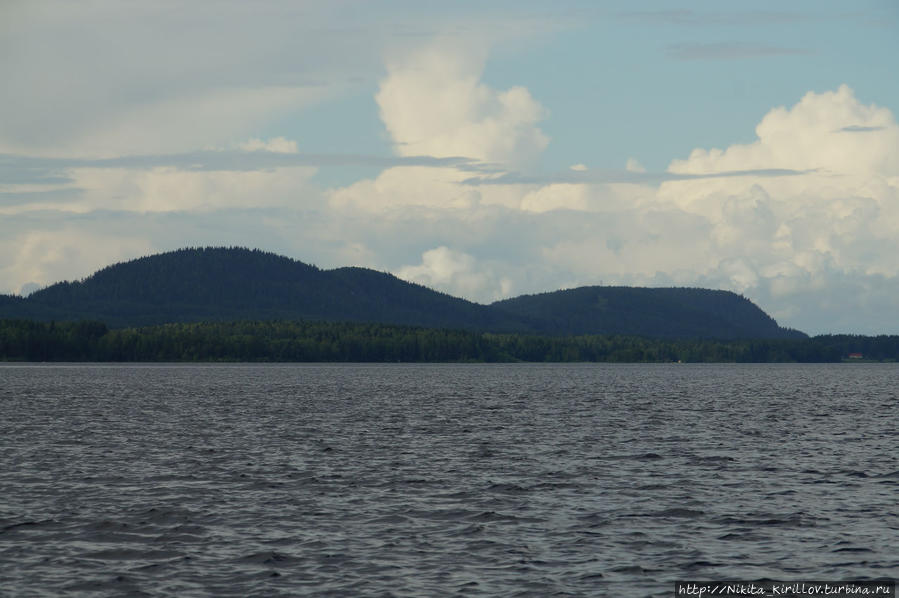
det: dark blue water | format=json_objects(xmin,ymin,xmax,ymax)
[{"xmin": 1, "ymin": 363, "xmax": 897, "ymax": 596}]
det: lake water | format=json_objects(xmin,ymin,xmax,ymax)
[{"xmin": 1, "ymin": 363, "xmax": 897, "ymax": 597}]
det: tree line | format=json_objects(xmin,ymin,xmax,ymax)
[{"xmin": 1, "ymin": 318, "xmax": 895, "ymax": 363}]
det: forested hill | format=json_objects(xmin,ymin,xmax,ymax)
[
  {"xmin": 0, "ymin": 247, "xmax": 804, "ymax": 339},
  {"xmin": 0, "ymin": 248, "xmax": 527, "ymax": 331},
  {"xmin": 491, "ymin": 286, "xmax": 806, "ymax": 339}
]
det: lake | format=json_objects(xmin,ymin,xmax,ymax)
[{"xmin": 1, "ymin": 363, "xmax": 897, "ymax": 597}]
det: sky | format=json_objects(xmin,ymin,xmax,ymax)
[{"xmin": 1, "ymin": 0, "xmax": 898, "ymax": 335}]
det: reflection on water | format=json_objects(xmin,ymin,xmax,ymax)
[{"xmin": 1, "ymin": 363, "xmax": 897, "ymax": 597}]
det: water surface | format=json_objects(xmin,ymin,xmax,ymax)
[{"xmin": 1, "ymin": 363, "xmax": 897, "ymax": 596}]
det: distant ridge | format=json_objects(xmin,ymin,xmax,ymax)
[
  {"xmin": 492, "ymin": 286, "xmax": 805, "ymax": 339},
  {"xmin": 0, "ymin": 247, "xmax": 805, "ymax": 339}
]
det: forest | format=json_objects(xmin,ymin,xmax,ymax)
[
  {"xmin": 0, "ymin": 247, "xmax": 803, "ymax": 339},
  {"xmin": 2, "ymin": 318, "xmax": 895, "ymax": 363}
]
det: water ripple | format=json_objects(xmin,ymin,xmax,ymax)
[{"xmin": 1, "ymin": 363, "xmax": 898, "ymax": 597}]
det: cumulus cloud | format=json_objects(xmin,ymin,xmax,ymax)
[
  {"xmin": 328, "ymin": 39, "xmax": 550, "ymax": 212},
  {"xmin": 650, "ymin": 85, "xmax": 899, "ymax": 331},
  {"xmin": 519, "ymin": 184, "xmax": 595, "ymax": 213},
  {"xmin": 3, "ymin": 15, "xmax": 898, "ymax": 342},
  {"xmin": 326, "ymin": 82, "xmax": 899, "ymax": 334},
  {"xmin": 376, "ymin": 40, "xmax": 548, "ymax": 166},
  {"xmin": 537, "ymin": 207, "xmax": 715, "ymax": 285},
  {"xmin": 330, "ymin": 166, "xmax": 481, "ymax": 212},
  {"xmin": 668, "ymin": 84, "xmax": 898, "ymax": 176},
  {"xmin": 376, "ymin": 84, "xmax": 898, "ymax": 334},
  {"xmin": 396, "ymin": 246, "xmax": 513, "ymax": 301},
  {"xmin": 1, "ymin": 228, "xmax": 155, "ymax": 294},
  {"xmin": 2, "ymin": 2, "xmax": 571, "ymax": 161}
]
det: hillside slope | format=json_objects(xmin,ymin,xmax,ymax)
[
  {"xmin": 491, "ymin": 286, "xmax": 805, "ymax": 339},
  {"xmin": 2, "ymin": 248, "xmax": 528, "ymax": 331},
  {"xmin": 0, "ymin": 247, "xmax": 804, "ymax": 338}
]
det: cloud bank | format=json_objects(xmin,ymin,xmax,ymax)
[{"xmin": 2, "ymin": 27, "xmax": 898, "ymax": 335}]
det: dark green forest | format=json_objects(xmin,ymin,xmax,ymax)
[
  {"xmin": 0, "ymin": 248, "xmax": 531, "ymax": 332},
  {"xmin": 2, "ymin": 318, "xmax": 894, "ymax": 363},
  {"xmin": 493, "ymin": 285, "xmax": 805, "ymax": 339},
  {"xmin": 0, "ymin": 247, "xmax": 802, "ymax": 339}
]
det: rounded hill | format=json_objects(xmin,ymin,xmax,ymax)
[{"xmin": 1, "ymin": 247, "xmax": 805, "ymax": 339}]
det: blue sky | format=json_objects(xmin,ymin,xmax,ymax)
[
  {"xmin": 1, "ymin": 0, "xmax": 898, "ymax": 334},
  {"xmin": 268, "ymin": 0, "xmax": 899, "ymax": 176}
]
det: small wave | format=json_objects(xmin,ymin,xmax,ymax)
[
  {"xmin": 364, "ymin": 514, "xmax": 410, "ymax": 525},
  {"xmin": 532, "ymin": 481, "xmax": 583, "ymax": 491},
  {"xmin": 132, "ymin": 507, "xmax": 199, "ymax": 526},
  {"xmin": 576, "ymin": 513, "xmax": 608, "ymax": 526},
  {"xmin": 681, "ymin": 560, "xmax": 725, "ymax": 571},
  {"xmin": 623, "ymin": 508, "xmax": 705, "ymax": 519},
  {"xmin": 236, "ymin": 550, "xmax": 300, "ymax": 566},
  {"xmin": 487, "ymin": 482, "xmax": 529, "ymax": 494},
  {"xmin": 610, "ymin": 564, "xmax": 658, "ymax": 574},
  {"xmin": 0, "ymin": 519, "xmax": 56, "ymax": 533},
  {"xmin": 636, "ymin": 452, "xmax": 664, "ymax": 460},
  {"xmin": 653, "ymin": 507, "xmax": 706, "ymax": 518},
  {"xmin": 63, "ymin": 575, "xmax": 149, "ymax": 595},
  {"xmin": 446, "ymin": 523, "xmax": 485, "ymax": 537},
  {"xmin": 419, "ymin": 508, "xmax": 473, "ymax": 521},
  {"xmin": 467, "ymin": 511, "xmax": 524, "ymax": 523},
  {"xmin": 688, "ymin": 455, "xmax": 736, "ymax": 465},
  {"xmin": 716, "ymin": 532, "xmax": 764, "ymax": 541},
  {"xmin": 713, "ymin": 512, "xmax": 822, "ymax": 527},
  {"xmin": 83, "ymin": 548, "xmax": 182, "ymax": 561},
  {"xmin": 635, "ymin": 483, "xmax": 669, "ymax": 491}
]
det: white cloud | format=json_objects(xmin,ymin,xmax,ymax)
[
  {"xmin": 329, "ymin": 39, "xmax": 550, "ymax": 213},
  {"xmin": 329, "ymin": 166, "xmax": 481, "ymax": 212},
  {"xmin": 538, "ymin": 208, "xmax": 715, "ymax": 285},
  {"xmin": 0, "ymin": 165, "xmax": 320, "ymax": 215},
  {"xmin": 45, "ymin": 86, "xmax": 328, "ymax": 159},
  {"xmin": 396, "ymin": 246, "xmax": 512, "ymax": 301},
  {"xmin": 668, "ymin": 84, "xmax": 898, "ymax": 176},
  {"xmin": 4, "ymin": 12, "xmax": 899, "ymax": 343},
  {"xmin": 625, "ymin": 158, "xmax": 646, "ymax": 173},
  {"xmin": 1, "ymin": 228, "xmax": 155, "ymax": 294},
  {"xmin": 519, "ymin": 183, "xmax": 593, "ymax": 213},
  {"xmin": 1, "ymin": 3, "xmax": 569, "ymax": 161},
  {"xmin": 329, "ymin": 82, "xmax": 899, "ymax": 334},
  {"xmin": 645, "ymin": 85, "xmax": 899, "ymax": 331},
  {"xmin": 0, "ymin": 1, "xmax": 394, "ymax": 157},
  {"xmin": 376, "ymin": 39, "xmax": 548, "ymax": 166},
  {"xmin": 237, "ymin": 136, "xmax": 299, "ymax": 154}
]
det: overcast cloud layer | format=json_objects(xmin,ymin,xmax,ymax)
[{"xmin": 2, "ymin": 1, "xmax": 898, "ymax": 335}]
